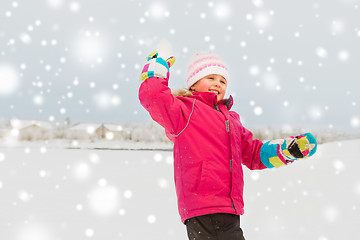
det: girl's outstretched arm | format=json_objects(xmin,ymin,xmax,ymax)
[{"xmin": 259, "ymin": 133, "xmax": 318, "ymax": 168}]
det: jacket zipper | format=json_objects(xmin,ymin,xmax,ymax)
[
  {"xmin": 214, "ymin": 102, "xmax": 237, "ymax": 214},
  {"xmin": 231, "ymin": 200, "xmax": 236, "ymax": 213},
  {"xmin": 225, "ymin": 120, "xmax": 232, "ymax": 173},
  {"xmin": 225, "ymin": 119, "xmax": 237, "ymax": 213}
]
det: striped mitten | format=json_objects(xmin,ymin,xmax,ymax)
[
  {"xmin": 140, "ymin": 51, "xmax": 176, "ymax": 81},
  {"xmin": 260, "ymin": 133, "xmax": 317, "ymax": 168}
]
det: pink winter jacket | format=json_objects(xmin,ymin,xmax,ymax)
[{"xmin": 139, "ymin": 77, "xmax": 267, "ymax": 224}]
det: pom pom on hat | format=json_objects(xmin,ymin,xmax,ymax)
[{"xmin": 186, "ymin": 52, "xmax": 229, "ymax": 89}]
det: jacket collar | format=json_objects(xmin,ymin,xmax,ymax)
[{"xmin": 191, "ymin": 92, "xmax": 233, "ymax": 110}]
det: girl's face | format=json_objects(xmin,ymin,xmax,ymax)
[{"xmin": 190, "ymin": 74, "xmax": 227, "ymax": 101}]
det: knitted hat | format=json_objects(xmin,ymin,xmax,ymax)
[{"xmin": 186, "ymin": 52, "xmax": 229, "ymax": 89}]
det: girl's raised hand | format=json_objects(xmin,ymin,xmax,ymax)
[{"xmin": 140, "ymin": 51, "xmax": 176, "ymax": 81}]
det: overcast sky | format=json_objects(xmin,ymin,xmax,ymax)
[{"xmin": 0, "ymin": 0, "xmax": 359, "ymax": 133}]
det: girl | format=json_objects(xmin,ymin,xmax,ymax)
[{"xmin": 139, "ymin": 51, "xmax": 317, "ymax": 240}]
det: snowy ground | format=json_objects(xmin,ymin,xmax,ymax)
[{"xmin": 0, "ymin": 139, "xmax": 359, "ymax": 240}]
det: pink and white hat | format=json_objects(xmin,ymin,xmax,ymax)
[{"xmin": 186, "ymin": 52, "xmax": 229, "ymax": 89}]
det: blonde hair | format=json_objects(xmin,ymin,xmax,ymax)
[{"xmin": 171, "ymin": 88, "xmax": 193, "ymax": 97}]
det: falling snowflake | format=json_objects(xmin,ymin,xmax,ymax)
[
  {"xmin": 74, "ymin": 31, "xmax": 109, "ymax": 65},
  {"xmin": 323, "ymin": 205, "xmax": 338, "ymax": 222},
  {"xmin": 154, "ymin": 153, "xmax": 163, "ymax": 162},
  {"xmin": 251, "ymin": 172, "xmax": 260, "ymax": 181},
  {"xmin": 338, "ymin": 50, "xmax": 349, "ymax": 61},
  {"xmin": 252, "ymin": 0, "xmax": 264, "ymax": 8},
  {"xmin": 69, "ymin": 2, "xmax": 80, "ymax": 12},
  {"xmin": 33, "ymin": 95, "xmax": 44, "ymax": 105},
  {"xmin": 355, "ymin": 182, "xmax": 360, "ymax": 196},
  {"xmin": 16, "ymin": 223, "xmax": 54, "ymax": 240},
  {"xmin": 40, "ymin": 146, "xmax": 47, "ymax": 154},
  {"xmin": 85, "ymin": 228, "xmax": 94, "ymax": 238},
  {"xmin": 253, "ymin": 11, "xmax": 272, "ymax": 28},
  {"xmin": 315, "ymin": 47, "xmax": 328, "ymax": 58},
  {"xmin": 212, "ymin": 3, "xmax": 232, "ymax": 20},
  {"xmin": 93, "ymin": 91, "xmax": 121, "ymax": 109},
  {"xmin": 262, "ymin": 73, "xmax": 279, "ymax": 91},
  {"xmin": 105, "ymin": 132, "xmax": 114, "ymax": 140},
  {"xmin": 0, "ymin": 152, "xmax": 5, "ymax": 162},
  {"xmin": 20, "ymin": 33, "xmax": 32, "ymax": 44},
  {"xmin": 333, "ymin": 160, "xmax": 345, "ymax": 174},
  {"xmin": 147, "ymin": 2, "xmax": 169, "ymax": 20},
  {"xmin": 123, "ymin": 190, "xmax": 133, "ymax": 199},
  {"xmin": 0, "ymin": 64, "xmax": 19, "ymax": 95},
  {"xmin": 318, "ymin": 236, "xmax": 329, "ymax": 240},
  {"xmin": 72, "ymin": 162, "xmax": 92, "ymax": 181},
  {"xmin": 158, "ymin": 177, "xmax": 169, "ymax": 189},
  {"xmin": 249, "ymin": 65, "xmax": 260, "ymax": 76},
  {"xmin": 254, "ymin": 106, "xmax": 263, "ymax": 116},
  {"xmin": 88, "ymin": 184, "xmax": 120, "ymax": 216},
  {"xmin": 18, "ymin": 190, "xmax": 33, "ymax": 202},
  {"xmin": 88, "ymin": 153, "xmax": 101, "ymax": 164},
  {"xmin": 47, "ymin": 0, "xmax": 64, "ymax": 8},
  {"xmin": 330, "ymin": 19, "xmax": 346, "ymax": 35},
  {"xmin": 308, "ymin": 105, "xmax": 323, "ymax": 120},
  {"xmin": 147, "ymin": 214, "xmax": 157, "ymax": 224},
  {"xmin": 350, "ymin": 117, "xmax": 359, "ymax": 128}
]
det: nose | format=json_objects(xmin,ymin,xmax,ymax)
[{"xmin": 213, "ymin": 80, "xmax": 220, "ymax": 87}]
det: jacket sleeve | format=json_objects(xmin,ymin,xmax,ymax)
[
  {"xmin": 238, "ymin": 123, "xmax": 267, "ymax": 170},
  {"xmin": 138, "ymin": 77, "xmax": 187, "ymax": 136}
]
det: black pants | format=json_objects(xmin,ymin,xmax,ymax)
[{"xmin": 185, "ymin": 213, "xmax": 245, "ymax": 240}]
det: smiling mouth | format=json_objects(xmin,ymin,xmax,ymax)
[{"xmin": 209, "ymin": 89, "xmax": 219, "ymax": 94}]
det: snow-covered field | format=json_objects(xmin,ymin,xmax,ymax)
[{"xmin": 0, "ymin": 139, "xmax": 359, "ymax": 240}]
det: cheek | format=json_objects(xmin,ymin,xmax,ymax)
[{"xmin": 197, "ymin": 83, "xmax": 210, "ymax": 91}]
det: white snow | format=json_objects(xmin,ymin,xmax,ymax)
[{"xmin": 0, "ymin": 139, "xmax": 359, "ymax": 239}]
